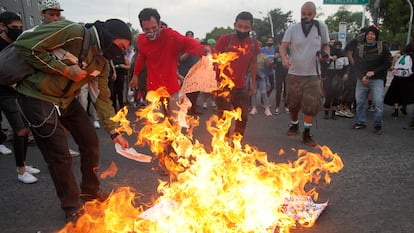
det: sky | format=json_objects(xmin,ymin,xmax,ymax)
[{"xmin": 59, "ymin": 0, "xmax": 365, "ymax": 39}]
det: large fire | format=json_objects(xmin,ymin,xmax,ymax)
[{"xmin": 58, "ymin": 52, "xmax": 344, "ymax": 233}]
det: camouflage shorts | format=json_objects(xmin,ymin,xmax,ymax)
[{"xmin": 286, "ymin": 74, "xmax": 322, "ymax": 116}]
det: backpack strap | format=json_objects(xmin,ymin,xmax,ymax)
[
  {"xmin": 313, "ymin": 20, "xmax": 321, "ymax": 37},
  {"xmin": 358, "ymin": 44, "xmax": 365, "ymax": 59},
  {"xmin": 225, "ymin": 33, "xmax": 234, "ymax": 52},
  {"xmin": 377, "ymin": 41, "xmax": 383, "ymax": 55},
  {"xmin": 61, "ymin": 25, "xmax": 91, "ymax": 95}
]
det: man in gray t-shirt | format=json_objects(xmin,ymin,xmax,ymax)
[{"xmin": 279, "ymin": 1, "xmax": 330, "ymax": 146}]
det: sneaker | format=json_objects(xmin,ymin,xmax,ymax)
[
  {"xmin": 374, "ymin": 126, "xmax": 383, "ymax": 135},
  {"xmin": 211, "ymin": 101, "xmax": 216, "ymax": 108},
  {"xmin": 353, "ymin": 123, "xmax": 366, "ymax": 129},
  {"xmin": 0, "ymin": 144, "xmax": 12, "ymax": 155},
  {"xmin": 65, "ymin": 208, "xmax": 85, "ymax": 224},
  {"xmin": 285, "ymin": 107, "xmax": 290, "ymax": 113},
  {"xmin": 25, "ymin": 165, "xmax": 40, "ymax": 174},
  {"xmin": 80, "ymin": 189, "xmax": 109, "ymax": 203},
  {"xmin": 335, "ymin": 110, "xmax": 345, "ymax": 117},
  {"xmin": 403, "ymin": 122, "xmax": 414, "ymax": 130},
  {"xmin": 69, "ymin": 149, "xmax": 80, "ymax": 157},
  {"xmin": 249, "ymin": 108, "xmax": 258, "ymax": 115},
  {"xmin": 342, "ymin": 109, "xmax": 354, "ymax": 118},
  {"xmin": 264, "ymin": 108, "xmax": 272, "ymax": 116},
  {"xmin": 202, "ymin": 102, "xmax": 207, "ymax": 109},
  {"xmin": 93, "ymin": 120, "xmax": 101, "ymax": 129},
  {"xmin": 274, "ymin": 107, "xmax": 280, "ymax": 115},
  {"xmin": 17, "ymin": 172, "xmax": 38, "ymax": 184},
  {"xmin": 302, "ymin": 130, "xmax": 317, "ymax": 147},
  {"xmin": 368, "ymin": 105, "xmax": 375, "ymax": 112},
  {"xmin": 287, "ymin": 123, "xmax": 299, "ymax": 136}
]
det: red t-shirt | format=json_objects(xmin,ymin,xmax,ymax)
[
  {"xmin": 133, "ymin": 28, "xmax": 205, "ymax": 95},
  {"xmin": 214, "ymin": 33, "xmax": 260, "ymax": 89}
]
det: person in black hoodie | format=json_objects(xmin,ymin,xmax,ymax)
[{"xmin": 352, "ymin": 25, "xmax": 392, "ymax": 135}]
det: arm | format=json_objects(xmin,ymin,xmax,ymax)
[
  {"xmin": 129, "ymin": 51, "xmax": 145, "ymax": 89},
  {"xmin": 279, "ymin": 42, "xmax": 290, "ymax": 69}
]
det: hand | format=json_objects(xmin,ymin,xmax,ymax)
[
  {"xmin": 282, "ymin": 58, "xmax": 290, "ymax": 69},
  {"xmin": 62, "ymin": 65, "xmax": 87, "ymax": 82},
  {"xmin": 362, "ymin": 76, "xmax": 369, "ymax": 85},
  {"xmin": 113, "ymin": 134, "xmax": 129, "ymax": 149},
  {"xmin": 129, "ymin": 75, "xmax": 138, "ymax": 89}
]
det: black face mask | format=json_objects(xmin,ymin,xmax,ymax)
[
  {"xmin": 301, "ymin": 18, "xmax": 314, "ymax": 37},
  {"xmin": 103, "ymin": 42, "xmax": 123, "ymax": 59},
  {"xmin": 6, "ymin": 27, "xmax": 23, "ymax": 41},
  {"xmin": 236, "ymin": 30, "xmax": 250, "ymax": 40},
  {"xmin": 266, "ymin": 43, "xmax": 273, "ymax": 47}
]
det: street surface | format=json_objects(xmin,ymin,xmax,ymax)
[{"xmin": 0, "ymin": 94, "xmax": 413, "ymax": 233}]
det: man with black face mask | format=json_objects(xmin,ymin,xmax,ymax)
[
  {"xmin": 14, "ymin": 18, "xmax": 131, "ymax": 223},
  {"xmin": 279, "ymin": 1, "xmax": 330, "ymax": 147},
  {"xmin": 0, "ymin": 11, "xmax": 42, "ymax": 184},
  {"xmin": 214, "ymin": 11, "xmax": 260, "ymax": 140}
]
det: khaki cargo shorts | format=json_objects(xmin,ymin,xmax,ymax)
[{"xmin": 286, "ymin": 74, "xmax": 322, "ymax": 116}]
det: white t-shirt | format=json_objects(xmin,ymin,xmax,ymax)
[{"xmin": 282, "ymin": 21, "xmax": 330, "ymax": 76}]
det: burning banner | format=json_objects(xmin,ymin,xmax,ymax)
[{"xmin": 58, "ymin": 51, "xmax": 343, "ymax": 233}]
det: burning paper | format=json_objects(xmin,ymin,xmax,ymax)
[
  {"xmin": 180, "ymin": 55, "xmax": 217, "ymax": 94},
  {"xmin": 115, "ymin": 143, "xmax": 152, "ymax": 163}
]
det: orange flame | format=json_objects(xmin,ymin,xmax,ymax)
[
  {"xmin": 58, "ymin": 87, "xmax": 343, "ymax": 233},
  {"xmin": 110, "ymin": 106, "xmax": 133, "ymax": 136}
]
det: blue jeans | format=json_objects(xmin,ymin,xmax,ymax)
[
  {"xmin": 251, "ymin": 76, "xmax": 269, "ymax": 107},
  {"xmin": 355, "ymin": 79, "xmax": 384, "ymax": 127}
]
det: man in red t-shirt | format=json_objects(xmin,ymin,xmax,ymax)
[
  {"xmin": 129, "ymin": 8, "xmax": 210, "ymax": 117},
  {"xmin": 214, "ymin": 11, "xmax": 260, "ymax": 139}
]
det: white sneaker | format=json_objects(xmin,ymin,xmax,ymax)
[
  {"xmin": 18, "ymin": 172, "xmax": 38, "ymax": 184},
  {"xmin": 264, "ymin": 108, "xmax": 272, "ymax": 116},
  {"xmin": 25, "ymin": 165, "xmax": 40, "ymax": 174},
  {"xmin": 203, "ymin": 102, "xmax": 208, "ymax": 109},
  {"xmin": 69, "ymin": 149, "xmax": 80, "ymax": 157},
  {"xmin": 0, "ymin": 144, "xmax": 12, "ymax": 155},
  {"xmin": 93, "ymin": 121, "xmax": 100, "ymax": 129},
  {"xmin": 249, "ymin": 108, "xmax": 258, "ymax": 115},
  {"xmin": 285, "ymin": 107, "xmax": 290, "ymax": 113},
  {"xmin": 274, "ymin": 107, "xmax": 280, "ymax": 115},
  {"xmin": 343, "ymin": 109, "xmax": 355, "ymax": 118},
  {"xmin": 211, "ymin": 102, "xmax": 216, "ymax": 108}
]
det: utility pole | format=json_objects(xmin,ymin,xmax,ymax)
[
  {"xmin": 373, "ymin": 0, "xmax": 381, "ymax": 25},
  {"xmin": 407, "ymin": 0, "xmax": 413, "ymax": 44}
]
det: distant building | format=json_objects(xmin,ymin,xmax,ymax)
[{"xmin": 1, "ymin": 0, "xmax": 43, "ymax": 30}]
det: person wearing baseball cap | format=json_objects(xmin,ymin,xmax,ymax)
[{"xmin": 40, "ymin": 0, "xmax": 64, "ymax": 24}]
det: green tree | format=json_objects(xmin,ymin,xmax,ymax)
[
  {"xmin": 204, "ymin": 26, "xmax": 233, "ymax": 42},
  {"xmin": 365, "ymin": 0, "xmax": 413, "ymax": 48},
  {"xmin": 254, "ymin": 9, "xmax": 294, "ymax": 43},
  {"xmin": 325, "ymin": 6, "xmax": 369, "ymax": 35}
]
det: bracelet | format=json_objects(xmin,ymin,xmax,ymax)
[{"xmin": 110, "ymin": 132, "xmax": 121, "ymax": 140}]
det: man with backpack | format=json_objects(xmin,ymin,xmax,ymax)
[
  {"xmin": 214, "ymin": 11, "xmax": 260, "ymax": 140},
  {"xmin": 279, "ymin": 1, "xmax": 330, "ymax": 146},
  {"xmin": 14, "ymin": 18, "xmax": 131, "ymax": 223},
  {"xmin": 352, "ymin": 25, "xmax": 392, "ymax": 135}
]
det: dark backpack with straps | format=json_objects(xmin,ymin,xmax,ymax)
[{"xmin": 0, "ymin": 24, "xmax": 90, "ymax": 86}]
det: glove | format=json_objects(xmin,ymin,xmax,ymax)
[{"xmin": 62, "ymin": 65, "xmax": 87, "ymax": 82}]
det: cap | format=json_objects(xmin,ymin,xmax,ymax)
[
  {"xmin": 207, "ymin": 38, "xmax": 216, "ymax": 45},
  {"xmin": 40, "ymin": 0, "xmax": 64, "ymax": 12}
]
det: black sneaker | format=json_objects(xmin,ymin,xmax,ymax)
[
  {"xmin": 353, "ymin": 123, "xmax": 366, "ymax": 129},
  {"xmin": 403, "ymin": 122, "xmax": 414, "ymax": 130},
  {"xmin": 391, "ymin": 109, "xmax": 398, "ymax": 118},
  {"xmin": 65, "ymin": 208, "xmax": 85, "ymax": 224},
  {"xmin": 80, "ymin": 189, "xmax": 109, "ymax": 202},
  {"xmin": 374, "ymin": 126, "xmax": 383, "ymax": 135},
  {"xmin": 302, "ymin": 130, "xmax": 317, "ymax": 147},
  {"xmin": 287, "ymin": 123, "xmax": 299, "ymax": 136}
]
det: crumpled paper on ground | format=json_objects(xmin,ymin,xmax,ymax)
[
  {"xmin": 114, "ymin": 143, "xmax": 152, "ymax": 163},
  {"xmin": 140, "ymin": 196, "xmax": 328, "ymax": 228}
]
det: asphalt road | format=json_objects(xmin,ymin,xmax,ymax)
[{"xmin": 0, "ymin": 96, "xmax": 413, "ymax": 233}]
